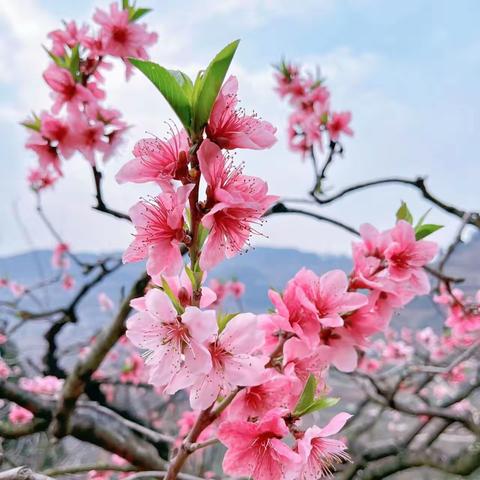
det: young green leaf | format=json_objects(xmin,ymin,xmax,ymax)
[
  {"xmin": 43, "ymin": 46, "xmax": 68, "ymax": 68},
  {"xmin": 293, "ymin": 374, "xmax": 317, "ymax": 416},
  {"xmin": 217, "ymin": 312, "xmax": 239, "ymax": 332},
  {"xmin": 414, "ymin": 208, "xmax": 432, "ymax": 230},
  {"xmin": 160, "ymin": 279, "xmax": 184, "ymax": 314},
  {"xmin": 300, "ymin": 397, "xmax": 340, "ymax": 416},
  {"xmin": 191, "ymin": 39, "xmax": 240, "ymax": 134},
  {"xmin": 396, "ymin": 201, "xmax": 413, "ymax": 224},
  {"xmin": 129, "ymin": 7, "xmax": 152, "ymax": 21},
  {"xmin": 197, "ymin": 223, "xmax": 209, "ymax": 249},
  {"xmin": 184, "ymin": 266, "xmax": 197, "ymax": 290},
  {"xmin": 415, "ymin": 224, "xmax": 443, "ymax": 240},
  {"xmin": 69, "ymin": 44, "xmax": 80, "ymax": 80},
  {"xmin": 129, "ymin": 58, "xmax": 192, "ymax": 133},
  {"xmin": 21, "ymin": 113, "xmax": 41, "ymax": 132}
]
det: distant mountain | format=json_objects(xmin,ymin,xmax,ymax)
[
  {"xmin": 0, "ymin": 247, "xmax": 352, "ymax": 314},
  {"xmin": 0, "ymin": 234, "xmax": 478, "ymax": 361}
]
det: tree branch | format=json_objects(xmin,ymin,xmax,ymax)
[
  {"xmin": 92, "ymin": 167, "xmax": 130, "ymax": 221},
  {"xmin": 310, "ymin": 176, "xmax": 480, "ymax": 228},
  {"xmin": 0, "ymin": 467, "xmax": 53, "ymax": 480},
  {"xmin": 49, "ymin": 271, "xmax": 149, "ymax": 438},
  {"xmin": 0, "ymin": 380, "xmax": 168, "ymax": 468},
  {"xmin": 267, "ymin": 202, "xmax": 359, "ymax": 236}
]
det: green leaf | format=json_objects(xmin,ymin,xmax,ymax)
[
  {"xmin": 184, "ymin": 265, "xmax": 203, "ymax": 288},
  {"xmin": 396, "ymin": 201, "xmax": 413, "ymax": 224},
  {"xmin": 197, "ymin": 223, "xmax": 209, "ymax": 249},
  {"xmin": 43, "ymin": 46, "xmax": 68, "ymax": 68},
  {"xmin": 217, "ymin": 312, "xmax": 238, "ymax": 332},
  {"xmin": 415, "ymin": 224, "xmax": 443, "ymax": 240},
  {"xmin": 122, "ymin": 0, "xmax": 130, "ymax": 9},
  {"xmin": 160, "ymin": 279, "xmax": 184, "ymax": 314},
  {"xmin": 184, "ymin": 266, "xmax": 197, "ymax": 290},
  {"xmin": 191, "ymin": 39, "xmax": 240, "ymax": 134},
  {"xmin": 69, "ymin": 44, "xmax": 80, "ymax": 80},
  {"xmin": 129, "ymin": 7, "xmax": 152, "ymax": 21},
  {"xmin": 169, "ymin": 70, "xmax": 194, "ymax": 99},
  {"xmin": 415, "ymin": 208, "xmax": 432, "ymax": 230},
  {"xmin": 21, "ymin": 113, "xmax": 41, "ymax": 132},
  {"xmin": 300, "ymin": 397, "xmax": 340, "ymax": 416},
  {"xmin": 293, "ymin": 374, "xmax": 317, "ymax": 416},
  {"xmin": 129, "ymin": 58, "xmax": 192, "ymax": 133}
]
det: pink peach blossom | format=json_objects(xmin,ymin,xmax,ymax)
[
  {"xmin": 27, "ymin": 168, "xmax": 58, "ymax": 191},
  {"xmin": 283, "ymin": 337, "xmax": 331, "ymax": 387},
  {"xmin": 0, "ymin": 359, "xmax": 10, "ymax": 379},
  {"xmin": 155, "ymin": 269, "xmax": 217, "ymax": 309},
  {"xmin": 208, "ymin": 279, "xmax": 228, "ymax": 308},
  {"xmin": 9, "ymin": 404, "xmax": 34, "ymax": 424},
  {"xmin": 93, "ymin": 2, "xmax": 157, "ymax": 76},
  {"xmin": 19, "ymin": 376, "xmax": 63, "ymax": 395},
  {"xmin": 116, "ymin": 129, "xmax": 189, "ymax": 189},
  {"xmin": 48, "ymin": 21, "xmax": 89, "ymax": 56},
  {"xmin": 9, "ymin": 282, "xmax": 26, "ymax": 298},
  {"xmin": 327, "ymin": 111, "xmax": 353, "ymax": 141},
  {"xmin": 227, "ymin": 370, "xmax": 299, "ymax": 419},
  {"xmin": 62, "ymin": 273, "xmax": 75, "ymax": 290},
  {"xmin": 272, "ymin": 269, "xmax": 366, "ymax": 347},
  {"xmin": 206, "ymin": 76, "xmax": 277, "ymax": 150},
  {"xmin": 120, "ymin": 354, "xmax": 145, "ymax": 384},
  {"xmin": 40, "ymin": 113, "xmax": 77, "ymax": 159},
  {"xmin": 26, "ymin": 132, "xmax": 62, "ymax": 175},
  {"xmin": 226, "ymin": 280, "xmax": 245, "ymax": 299},
  {"xmin": 297, "ymin": 412, "xmax": 352, "ymax": 479},
  {"xmin": 51, "ymin": 242, "xmax": 70, "ymax": 269},
  {"xmin": 68, "ymin": 114, "xmax": 108, "ymax": 165},
  {"xmin": 189, "ymin": 313, "xmax": 267, "ymax": 410},
  {"xmin": 291, "ymin": 268, "xmax": 367, "ymax": 329},
  {"xmin": 123, "ymin": 184, "xmax": 193, "ymax": 277},
  {"xmin": 196, "ymin": 139, "xmax": 279, "ymax": 270},
  {"xmin": 218, "ymin": 409, "xmax": 301, "ymax": 480},
  {"xmin": 98, "ymin": 292, "xmax": 115, "ymax": 312},
  {"xmin": 126, "ymin": 288, "xmax": 217, "ymax": 393},
  {"xmin": 43, "ymin": 65, "xmax": 94, "ymax": 113},
  {"xmin": 385, "ymin": 220, "xmax": 438, "ymax": 283}
]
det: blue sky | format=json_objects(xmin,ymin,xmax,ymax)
[{"xmin": 0, "ymin": 0, "xmax": 479, "ymax": 257}]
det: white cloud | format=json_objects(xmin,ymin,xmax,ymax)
[{"xmin": 0, "ymin": 0, "xmax": 477, "ymax": 259}]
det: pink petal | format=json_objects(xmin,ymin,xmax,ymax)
[
  {"xmin": 181, "ymin": 307, "xmax": 218, "ymax": 343},
  {"xmin": 145, "ymin": 288, "xmax": 176, "ymax": 322},
  {"xmin": 319, "ymin": 412, "xmax": 353, "ymax": 437}
]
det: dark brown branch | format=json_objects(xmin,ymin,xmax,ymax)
[
  {"xmin": 49, "ymin": 271, "xmax": 149, "ymax": 438},
  {"xmin": 311, "ymin": 176, "xmax": 480, "ymax": 228},
  {"xmin": 35, "ymin": 193, "xmax": 92, "ymax": 270},
  {"xmin": 92, "ymin": 167, "xmax": 130, "ymax": 221},
  {"xmin": 367, "ymin": 387, "xmax": 479, "ymax": 434},
  {"xmin": 123, "ymin": 472, "xmax": 204, "ymax": 480},
  {"xmin": 358, "ymin": 444, "xmax": 480, "ymax": 480},
  {"xmin": 39, "ymin": 259, "xmax": 122, "ymax": 377},
  {"xmin": 42, "ymin": 464, "xmax": 137, "ymax": 477},
  {"xmin": 0, "ymin": 380, "xmax": 168, "ymax": 468},
  {"xmin": 267, "ymin": 202, "xmax": 359, "ymax": 236},
  {"xmin": 0, "ymin": 467, "xmax": 53, "ymax": 480},
  {"xmin": 0, "ymin": 419, "xmax": 49, "ymax": 439},
  {"xmin": 313, "ymin": 140, "xmax": 342, "ymax": 194}
]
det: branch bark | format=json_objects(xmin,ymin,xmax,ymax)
[
  {"xmin": 0, "ymin": 380, "xmax": 168, "ymax": 468},
  {"xmin": 49, "ymin": 271, "xmax": 149, "ymax": 438},
  {"xmin": 311, "ymin": 176, "xmax": 480, "ymax": 228}
]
